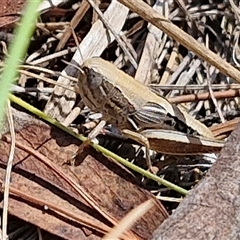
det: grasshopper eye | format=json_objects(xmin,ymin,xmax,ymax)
[{"xmin": 83, "ymin": 67, "xmax": 103, "ymax": 89}]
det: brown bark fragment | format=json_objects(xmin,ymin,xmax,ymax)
[{"xmin": 152, "ymin": 120, "xmax": 240, "ymax": 240}]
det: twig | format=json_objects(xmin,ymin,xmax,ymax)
[
  {"xmin": 103, "ymin": 199, "xmax": 154, "ymax": 240},
  {"xmin": 168, "ymin": 89, "xmax": 240, "ymax": 104},
  {"xmin": 150, "ymin": 83, "xmax": 240, "ymax": 91},
  {"xmin": 117, "ymin": 0, "xmax": 240, "ymax": 83},
  {"xmin": 9, "ymin": 93, "xmax": 188, "ymax": 195},
  {"xmin": 2, "ymin": 101, "xmax": 16, "ymax": 240},
  {"xmin": 86, "ymin": 0, "xmax": 138, "ymax": 68}
]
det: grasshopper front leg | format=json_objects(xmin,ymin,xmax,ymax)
[{"xmin": 72, "ymin": 120, "xmax": 106, "ymax": 163}]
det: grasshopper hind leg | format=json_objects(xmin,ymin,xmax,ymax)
[{"xmin": 122, "ymin": 129, "xmax": 155, "ymax": 173}]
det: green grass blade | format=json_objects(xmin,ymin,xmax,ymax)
[{"xmin": 0, "ymin": 0, "xmax": 43, "ymax": 132}]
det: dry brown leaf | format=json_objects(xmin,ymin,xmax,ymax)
[
  {"xmin": 0, "ymin": 0, "xmax": 25, "ymax": 28},
  {"xmin": 0, "ymin": 110, "xmax": 168, "ymax": 239}
]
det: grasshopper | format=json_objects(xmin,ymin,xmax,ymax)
[{"xmin": 77, "ymin": 57, "xmax": 224, "ymax": 169}]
